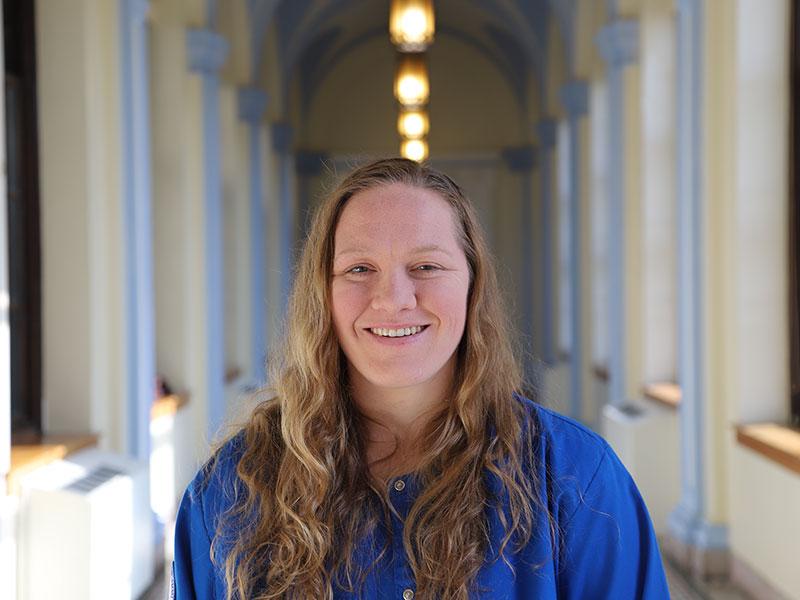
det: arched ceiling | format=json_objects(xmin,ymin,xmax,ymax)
[{"xmin": 247, "ymin": 0, "xmax": 575, "ymax": 115}]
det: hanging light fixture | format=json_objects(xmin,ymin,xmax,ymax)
[
  {"xmin": 397, "ymin": 108, "xmax": 429, "ymax": 139},
  {"xmin": 389, "ymin": 0, "xmax": 435, "ymax": 52},
  {"xmin": 400, "ymin": 138, "xmax": 429, "ymax": 162},
  {"xmin": 394, "ymin": 53, "xmax": 429, "ymax": 107}
]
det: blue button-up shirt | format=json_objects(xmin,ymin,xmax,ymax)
[{"xmin": 173, "ymin": 398, "xmax": 670, "ymax": 598}]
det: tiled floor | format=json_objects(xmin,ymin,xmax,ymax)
[
  {"xmin": 664, "ymin": 557, "xmax": 750, "ymax": 600},
  {"xmin": 140, "ymin": 555, "xmax": 750, "ymax": 599}
]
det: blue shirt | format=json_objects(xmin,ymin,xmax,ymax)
[{"xmin": 173, "ymin": 398, "xmax": 670, "ymax": 598}]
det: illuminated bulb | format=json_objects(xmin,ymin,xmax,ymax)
[
  {"xmin": 394, "ymin": 53, "xmax": 429, "ymax": 107},
  {"xmin": 390, "ymin": 0, "xmax": 435, "ymax": 52},
  {"xmin": 401, "ymin": 138, "xmax": 429, "ymax": 162},
  {"xmin": 398, "ymin": 109, "xmax": 429, "ymax": 138}
]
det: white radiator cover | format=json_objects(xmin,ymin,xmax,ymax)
[
  {"xmin": 601, "ymin": 401, "xmax": 681, "ymax": 535},
  {"xmin": 17, "ymin": 448, "xmax": 155, "ymax": 600}
]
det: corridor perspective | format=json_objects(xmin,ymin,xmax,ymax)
[{"xmin": 1, "ymin": 0, "xmax": 799, "ymax": 598}]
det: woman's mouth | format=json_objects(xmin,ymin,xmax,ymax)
[{"xmin": 368, "ymin": 325, "xmax": 428, "ymax": 338}]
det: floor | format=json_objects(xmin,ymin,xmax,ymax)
[{"xmin": 139, "ymin": 553, "xmax": 752, "ymax": 599}]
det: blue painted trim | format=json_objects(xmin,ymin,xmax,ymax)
[
  {"xmin": 561, "ymin": 81, "xmax": 589, "ymax": 422},
  {"xmin": 536, "ymin": 119, "xmax": 557, "ymax": 366},
  {"xmin": 120, "ymin": 0, "xmax": 156, "ymax": 461},
  {"xmin": 272, "ymin": 122, "xmax": 294, "ymax": 317},
  {"xmin": 560, "ymin": 81, "xmax": 589, "ymax": 117},
  {"xmin": 188, "ymin": 29, "xmax": 228, "ymax": 437},
  {"xmin": 295, "ymin": 150, "xmax": 328, "ymax": 237},
  {"xmin": 596, "ymin": 20, "xmax": 639, "ymax": 68},
  {"xmin": 239, "ymin": 88, "xmax": 269, "ymax": 385},
  {"xmin": 596, "ymin": 21, "xmax": 639, "ymax": 409},
  {"xmin": 502, "ymin": 146, "xmax": 537, "ymax": 382},
  {"xmin": 187, "ymin": 29, "xmax": 229, "ymax": 74},
  {"xmin": 667, "ymin": 0, "xmax": 728, "ymax": 552}
]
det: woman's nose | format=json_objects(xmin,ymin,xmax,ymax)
[{"xmin": 370, "ymin": 270, "xmax": 417, "ymax": 313}]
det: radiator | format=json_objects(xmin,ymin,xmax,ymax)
[{"xmin": 17, "ymin": 448, "xmax": 155, "ymax": 600}]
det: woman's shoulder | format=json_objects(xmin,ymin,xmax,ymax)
[{"xmin": 514, "ymin": 393, "xmax": 611, "ymax": 463}]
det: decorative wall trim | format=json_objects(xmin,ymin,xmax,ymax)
[
  {"xmin": 502, "ymin": 145, "xmax": 537, "ymax": 382},
  {"xmin": 119, "ymin": 0, "xmax": 156, "ymax": 461},
  {"xmin": 596, "ymin": 20, "xmax": 639, "ymax": 68},
  {"xmin": 187, "ymin": 29, "xmax": 229, "ymax": 74},
  {"xmin": 560, "ymin": 80, "xmax": 589, "ymax": 117},
  {"xmin": 272, "ymin": 122, "xmax": 295, "ymax": 314},
  {"xmin": 239, "ymin": 87, "xmax": 269, "ymax": 383},
  {"xmin": 536, "ymin": 119, "xmax": 556, "ymax": 366},
  {"xmin": 237, "ymin": 87, "xmax": 268, "ymax": 123}
]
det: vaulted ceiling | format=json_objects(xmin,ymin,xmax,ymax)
[{"xmin": 246, "ymin": 0, "xmax": 576, "ymax": 113}]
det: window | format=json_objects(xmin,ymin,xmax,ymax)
[{"xmin": 4, "ymin": 0, "xmax": 42, "ymax": 437}]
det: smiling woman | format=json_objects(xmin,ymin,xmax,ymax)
[{"xmin": 172, "ymin": 158, "xmax": 670, "ymax": 599}]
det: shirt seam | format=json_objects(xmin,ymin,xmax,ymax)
[{"xmin": 562, "ymin": 446, "xmax": 610, "ymax": 525}]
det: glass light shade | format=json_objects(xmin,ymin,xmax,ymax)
[
  {"xmin": 389, "ymin": 0, "xmax": 435, "ymax": 52},
  {"xmin": 397, "ymin": 109, "xmax": 429, "ymax": 138},
  {"xmin": 400, "ymin": 138, "xmax": 429, "ymax": 162},
  {"xmin": 394, "ymin": 53, "xmax": 429, "ymax": 107}
]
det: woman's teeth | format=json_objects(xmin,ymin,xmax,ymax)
[{"xmin": 370, "ymin": 325, "xmax": 424, "ymax": 338}]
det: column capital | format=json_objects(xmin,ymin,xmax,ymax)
[
  {"xmin": 123, "ymin": 0, "xmax": 150, "ymax": 23},
  {"xmin": 596, "ymin": 20, "xmax": 639, "ymax": 68},
  {"xmin": 272, "ymin": 122, "xmax": 294, "ymax": 154},
  {"xmin": 295, "ymin": 150, "xmax": 328, "ymax": 176},
  {"xmin": 502, "ymin": 145, "xmax": 537, "ymax": 172},
  {"xmin": 560, "ymin": 81, "xmax": 589, "ymax": 117},
  {"xmin": 187, "ymin": 29, "xmax": 229, "ymax": 74},
  {"xmin": 238, "ymin": 87, "xmax": 269, "ymax": 123},
  {"xmin": 535, "ymin": 119, "xmax": 557, "ymax": 149}
]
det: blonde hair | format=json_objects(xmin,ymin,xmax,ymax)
[{"xmin": 211, "ymin": 158, "xmax": 544, "ymax": 599}]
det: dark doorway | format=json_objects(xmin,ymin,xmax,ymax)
[{"xmin": 4, "ymin": 0, "xmax": 42, "ymax": 437}]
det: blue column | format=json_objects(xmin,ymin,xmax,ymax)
[
  {"xmin": 501, "ymin": 145, "xmax": 537, "ymax": 384},
  {"xmin": 560, "ymin": 81, "xmax": 589, "ymax": 422},
  {"xmin": 238, "ymin": 87, "xmax": 269, "ymax": 385},
  {"xmin": 295, "ymin": 150, "xmax": 328, "ymax": 237},
  {"xmin": 119, "ymin": 0, "xmax": 155, "ymax": 461},
  {"xmin": 596, "ymin": 19, "xmax": 638, "ymax": 408},
  {"xmin": 187, "ymin": 28, "xmax": 229, "ymax": 436},
  {"xmin": 536, "ymin": 119, "xmax": 557, "ymax": 367},
  {"xmin": 667, "ymin": 0, "xmax": 728, "ymax": 559},
  {"xmin": 272, "ymin": 122, "xmax": 294, "ymax": 315}
]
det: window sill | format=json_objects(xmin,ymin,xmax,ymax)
[
  {"xmin": 151, "ymin": 393, "xmax": 189, "ymax": 421},
  {"xmin": 736, "ymin": 423, "xmax": 800, "ymax": 476},
  {"xmin": 643, "ymin": 382, "xmax": 681, "ymax": 409},
  {"xmin": 8, "ymin": 433, "xmax": 100, "ymax": 495}
]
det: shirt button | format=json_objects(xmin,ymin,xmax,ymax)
[
  {"xmin": 393, "ymin": 479, "xmax": 406, "ymax": 492},
  {"xmin": 402, "ymin": 589, "xmax": 414, "ymax": 600}
]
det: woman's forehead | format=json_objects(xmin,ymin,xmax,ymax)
[{"xmin": 333, "ymin": 183, "xmax": 461, "ymax": 254}]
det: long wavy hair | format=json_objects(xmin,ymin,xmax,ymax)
[{"xmin": 211, "ymin": 158, "xmax": 545, "ymax": 599}]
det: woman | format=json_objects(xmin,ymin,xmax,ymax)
[{"xmin": 173, "ymin": 158, "xmax": 669, "ymax": 599}]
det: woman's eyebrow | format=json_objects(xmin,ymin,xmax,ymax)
[{"xmin": 334, "ymin": 244, "xmax": 454, "ymax": 259}]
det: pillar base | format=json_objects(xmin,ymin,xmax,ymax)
[{"xmin": 665, "ymin": 507, "xmax": 729, "ymax": 579}]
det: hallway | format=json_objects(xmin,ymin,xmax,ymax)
[{"xmin": 1, "ymin": 0, "xmax": 799, "ymax": 598}]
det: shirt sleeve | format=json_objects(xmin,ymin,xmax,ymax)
[
  {"xmin": 557, "ymin": 447, "xmax": 671, "ymax": 599},
  {"xmin": 173, "ymin": 475, "xmax": 218, "ymax": 600}
]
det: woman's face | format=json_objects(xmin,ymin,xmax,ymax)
[{"xmin": 330, "ymin": 182, "xmax": 471, "ymax": 396}]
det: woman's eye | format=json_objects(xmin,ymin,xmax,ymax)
[
  {"xmin": 414, "ymin": 264, "xmax": 439, "ymax": 272},
  {"xmin": 347, "ymin": 265, "xmax": 370, "ymax": 274}
]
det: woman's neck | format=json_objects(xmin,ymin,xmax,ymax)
[{"xmin": 348, "ymin": 361, "xmax": 454, "ymax": 479}]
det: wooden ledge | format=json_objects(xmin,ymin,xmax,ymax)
[
  {"xmin": 736, "ymin": 423, "xmax": 800, "ymax": 476},
  {"xmin": 151, "ymin": 393, "xmax": 189, "ymax": 421},
  {"xmin": 643, "ymin": 382, "xmax": 682, "ymax": 409},
  {"xmin": 593, "ymin": 364, "xmax": 609, "ymax": 382},
  {"xmin": 8, "ymin": 433, "xmax": 100, "ymax": 495}
]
